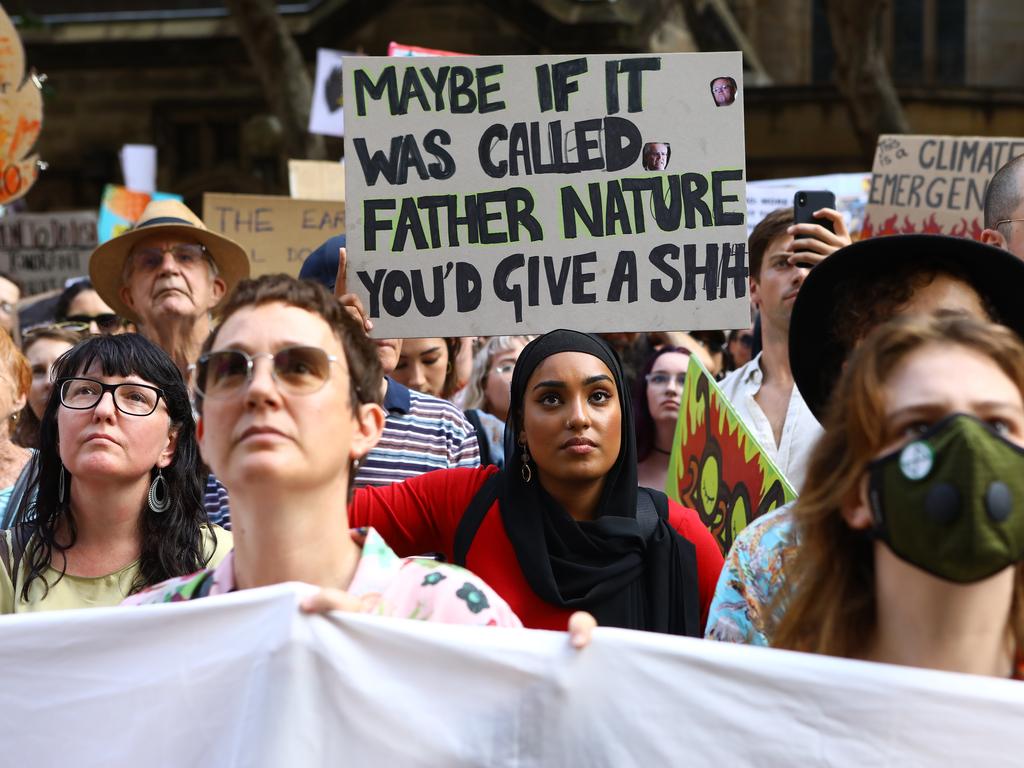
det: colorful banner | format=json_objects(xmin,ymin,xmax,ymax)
[
  {"xmin": 863, "ymin": 134, "xmax": 1024, "ymax": 239},
  {"xmin": 1, "ymin": 584, "xmax": 1023, "ymax": 766},
  {"xmin": 96, "ymin": 185, "xmax": 183, "ymax": 244},
  {"xmin": 0, "ymin": 7, "xmax": 42, "ymax": 205},
  {"xmin": 344, "ymin": 52, "xmax": 749, "ymax": 337},
  {"xmin": 667, "ymin": 355, "xmax": 796, "ymax": 556}
]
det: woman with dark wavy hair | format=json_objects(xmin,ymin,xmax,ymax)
[{"xmin": 0, "ymin": 334, "xmax": 230, "ymax": 612}]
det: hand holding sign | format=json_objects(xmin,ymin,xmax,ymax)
[
  {"xmin": 335, "ymin": 246, "xmax": 374, "ymax": 333},
  {"xmin": 786, "ymin": 208, "xmax": 851, "ymax": 268}
]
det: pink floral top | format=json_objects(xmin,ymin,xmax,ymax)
[{"xmin": 123, "ymin": 528, "xmax": 522, "ymax": 628}]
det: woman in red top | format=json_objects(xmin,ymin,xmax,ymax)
[{"xmin": 350, "ymin": 330, "xmax": 723, "ymax": 635}]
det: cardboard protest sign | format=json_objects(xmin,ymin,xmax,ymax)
[
  {"xmin": 0, "ymin": 211, "xmax": 97, "ymax": 295},
  {"xmin": 667, "ymin": 355, "xmax": 796, "ymax": 556},
  {"xmin": 288, "ymin": 159, "xmax": 345, "ymax": 201},
  {"xmin": 864, "ymin": 134, "xmax": 1024, "ymax": 239},
  {"xmin": 97, "ymin": 185, "xmax": 183, "ymax": 244},
  {"xmin": 309, "ymin": 48, "xmax": 350, "ymax": 138},
  {"xmin": 0, "ymin": 6, "xmax": 42, "ymax": 205},
  {"xmin": 344, "ymin": 52, "xmax": 749, "ymax": 337},
  {"xmin": 4, "ymin": 585, "xmax": 1024, "ymax": 766},
  {"xmin": 747, "ymin": 171, "xmax": 870, "ymax": 237},
  {"xmin": 203, "ymin": 192, "xmax": 345, "ymax": 277}
]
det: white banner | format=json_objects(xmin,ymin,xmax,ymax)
[
  {"xmin": 344, "ymin": 53, "xmax": 750, "ymax": 337},
  {"xmin": 1, "ymin": 584, "xmax": 1023, "ymax": 766}
]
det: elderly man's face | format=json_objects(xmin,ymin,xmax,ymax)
[
  {"xmin": 711, "ymin": 78, "xmax": 736, "ymax": 107},
  {"xmin": 0, "ymin": 276, "xmax": 19, "ymax": 334},
  {"xmin": 119, "ymin": 234, "xmax": 226, "ymax": 328},
  {"xmin": 644, "ymin": 143, "xmax": 669, "ymax": 171}
]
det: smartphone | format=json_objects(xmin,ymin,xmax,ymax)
[{"xmin": 793, "ymin": 190, "xmax": 836, "ymax": 233}]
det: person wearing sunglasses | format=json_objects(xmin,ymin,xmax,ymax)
[
  {"xmin": 88, "ymin": 199, "xmax": 249, "ymax": 378},
  {"xmin": 54, "ymin": 279, "xmax": 129, "ymax": 336},
  {"xmin": 124, "ymin": 275, "xmax": 523, "ymax": 630},
  {"xmin": 633, "ymin": 346, "xmax": 690, "ymax": 492},
  {"xmin": 0, "ymin": 334, "xmax": 230, "ymax": 613}
]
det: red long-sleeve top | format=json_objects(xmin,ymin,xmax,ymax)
[{"xmin": 349, "ymin": 466, "xmax": 724, "ymax": 632}]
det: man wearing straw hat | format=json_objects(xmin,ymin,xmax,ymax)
[{"xmin": 89, "ymin": 200, "xmax": 249, "ymax": 376}]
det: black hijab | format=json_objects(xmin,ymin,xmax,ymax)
[{"xmin": 498, "ymin": 330, "xmax": 700, "ymax": 636}]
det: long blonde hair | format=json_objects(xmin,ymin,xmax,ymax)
[
  {"xmin": 772, "ymin": 313, "xmax": 1024, "ymax": 657},
  {"xmin": 461, "ymin": 336, "xmax": 532, "ymax": 414}
]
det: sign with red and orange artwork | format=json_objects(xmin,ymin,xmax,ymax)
[
  {"xmin": 863, "ymin": 134, "xmax": 1024, "ymax": 240},
  {"xmin": 0, "ymin": 7, "xmax": 42, "ymax": 205},
  {"xmin": 666, "ymin": 356, "xmax": 797, "ymax": 556}
]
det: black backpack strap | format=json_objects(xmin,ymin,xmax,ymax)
[
  {"xmin": 453, "ymin": 473, "xmax": 502, "ymax": 567},
  {"xmin": 637, "ymin": 487, "xmax": 668, "ymax": 536}
]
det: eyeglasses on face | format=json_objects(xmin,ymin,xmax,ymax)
[
  {"xmin": 0, "ymin": 301, "xmax": 14, "ymax": 315},
  {"xmin": 59, "ymin": 377, "xmax": 165, "ymax": 416},
  {"xmin": 191, "ymin": 346, "xmax": 340, "ymax": 399},
  {"xmin": 645, "ymin": 372, "xmax": 686, "ymax": 389},
  {"xmin": 493, "ymin": 361, "xmax": 516, "ymax": 376},
  {"xmin": 130, "ymin": 242, "xmax": 209, "ymax": 273}
]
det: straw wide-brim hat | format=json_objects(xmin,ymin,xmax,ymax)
[
  {"xmin": 89, "ymin": 199, "xmax": 250, "ymax": 323},
  {"xmin": 789, "ymin": 234, "xmax": 1024, "ymax": 420}
]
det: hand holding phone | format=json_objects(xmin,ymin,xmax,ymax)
[{"xmin": 789, "ymin": 191, "xmax": 851, "ymax": 269}]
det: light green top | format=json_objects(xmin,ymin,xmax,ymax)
[{"xmin": 0, "ymin": 525, "xmax": 232, "ymax": 614}]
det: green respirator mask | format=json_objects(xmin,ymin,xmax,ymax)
[{"xmin": 868, "ymin": 413, "xmax": 1024, "ymax": 583}]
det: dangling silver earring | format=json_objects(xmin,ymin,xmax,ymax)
[
  {"xmin": 58, "ymin": 464, "xmax": 67, "ymax": 504},
  {"xmin": 520, "ymin": 444, "xmax": 532, "ymax": 483},
  {"xmin": 148, "ymin": 469, "xmax": 171, "ymax": 513}
]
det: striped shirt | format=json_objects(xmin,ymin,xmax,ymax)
[
  {"xmin": 354, "ymin": 378, "xmax": 480, "ymax": 488},
  {"xmin": 203, "ymin": 378, "xmax": 479, "ymax": 528}
]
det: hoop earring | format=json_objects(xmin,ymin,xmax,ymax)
[
  {"xmin": 520, "ymin": 444, "xmax": 532, "ymax": 484},
  {"xmin": 148, "ymin": 469, "xmax": 171, "ymax": 513},
  {"xmin": 58, "ymin": 464, "xmax": 67, "ymax": 505}
]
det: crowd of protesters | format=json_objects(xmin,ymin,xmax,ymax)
[{"xmin": 2, "ymin": 147, "xmax": 1024, "ymax": 682}]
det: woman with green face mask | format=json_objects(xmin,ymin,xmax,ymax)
[{"xmin": 772, "ymin": 313, "xmax": 1024, "ymax": 678}]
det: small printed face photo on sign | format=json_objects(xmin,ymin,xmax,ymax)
[
  {"xmin": 710, "ymin": 77, "xmax": 737, "ymax": 107},
  {"xmin": 642, "ymin": 142, "xmax": 670, "ymax": 171}
]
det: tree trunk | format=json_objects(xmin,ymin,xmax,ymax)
[
  {"xmin": 225, "ymin": 0, "xmax": 327, "ymax": 160},
  {"xmin": 825, "ymin": 0, "xmax": 910, "ymax": 161}
]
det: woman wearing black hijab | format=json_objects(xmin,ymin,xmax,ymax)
[{"xmin": 349, "ymin": 330, "xmax": 723, "ymax": 635}]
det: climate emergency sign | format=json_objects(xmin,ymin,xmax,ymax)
[{"xmin": 344, "ymin": 53, "xmax": 749, "ymax": 337}]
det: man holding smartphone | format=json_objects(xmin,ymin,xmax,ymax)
[{"xmin": 718, "ymin": 206, "xmax": 851, "ymax": 491}]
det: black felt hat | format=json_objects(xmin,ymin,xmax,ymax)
[{"xmin": 789, "ymin": 234, "xmax": 1024, "ymax": 420}]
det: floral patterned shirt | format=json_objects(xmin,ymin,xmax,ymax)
[
  {"xmin": 704, "ymin": 504, "xmax": 795, "ymax": 646},
  {"xmin": 123, "ymin": 528, "xmax": 522, "ymax": 628}
]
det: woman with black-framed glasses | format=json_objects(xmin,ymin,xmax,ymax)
[{"xmin": 0, "ymin": 333, "xmax": 230, "ymax": 613}]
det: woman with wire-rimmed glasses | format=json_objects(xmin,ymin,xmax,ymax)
[{"xmin": 0, "ymin": 333, "xmax": 230, "ymax": 613}]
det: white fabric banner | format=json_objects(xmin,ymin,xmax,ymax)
[{"xmin": 1, "ymin": 584, "xmax": 1022, "ymax": 766}]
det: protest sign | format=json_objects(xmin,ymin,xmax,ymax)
[
  {"xmin": 309, "ymin": 48, "xmax": 350, "ymax": 138},
  {"xmin": 0, "ymin": 6, "xmax": 42, "ymax": 205},
  {"xmin": 97, "ymin": 185, "xmax": 183, "ymax": 244},
  {"xmin": 203, "ymin": 192, "xmax": 345, "ymax": 277},
  {"xmin": 1, "ymin": 584, "xmax": 1023, "ymax": 766},
  {"xmin": 344, "ymin": 52, "xmax": 749, "ymax": 337},
  {"xmin": 864, "ymin": 134, "xmax": 1024, "ymax": 239},
  {"xmin": 387, "ymin": 41, "xmax": 468, "ymax": 57},
  {"xmin": 288, "ymin": 159, "xmax": 345, "ymax": 201},
  {"xmin": 119, "ymin": 144, "xmax": 157, "ymax": 193},
  {"xmin": 747, "ymin": 171, "xmax": 870, "ymax": 237},
  {"xmin": 0, "ymin": 211, "xmax": 97, "ymax": 295},
  {"xmin": 667, "ymin": 355, "xmax": 796, "ymax": 556}
]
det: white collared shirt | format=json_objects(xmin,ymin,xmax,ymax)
[{"xmin": 717, "ymin": 353, "xmax": 823, "ymax": 492}]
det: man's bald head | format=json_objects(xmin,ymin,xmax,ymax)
[{"xmin": 981, "ymin": 154, "xmax": 1024, "ymax": 259}]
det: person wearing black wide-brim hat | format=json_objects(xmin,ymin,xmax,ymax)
[{"xmin": 706, "ymin": 233, "xmax": 1024, "ymax": 647}]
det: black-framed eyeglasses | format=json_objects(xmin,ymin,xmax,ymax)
[
  {"xmin": 191, "ymin": 346, "xmax": 340, "ymax": 399},
  {"xmin": 645, "ymin": 372, "xmax": 686, "ymax": 389},
  {"xmin": 64, "ymin": 313, "xmax": 125, "ymax": 333},
  {"xmin": 59, "ymin": 377, "xmax": 165, "ymax": 416}
]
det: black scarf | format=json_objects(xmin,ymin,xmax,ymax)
[{"xmin": 497, "ymin": 330, "xmax": 700, "ymax": 636}]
